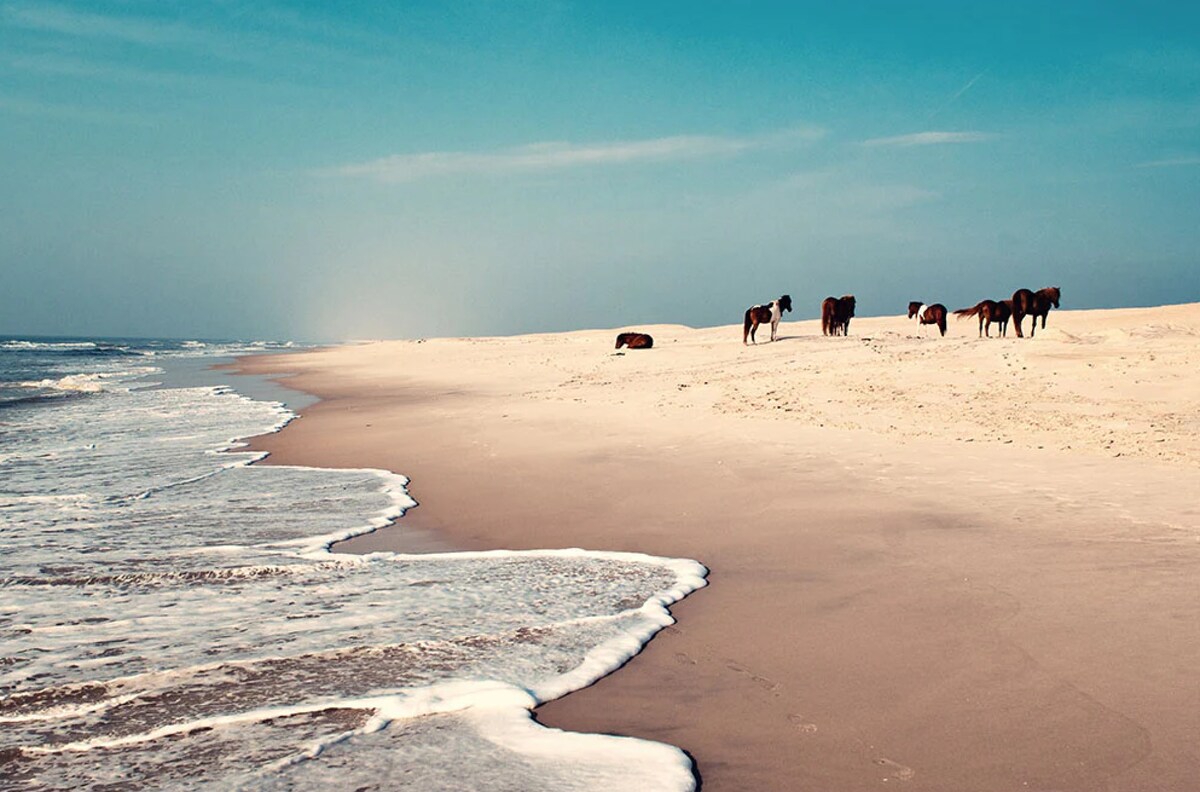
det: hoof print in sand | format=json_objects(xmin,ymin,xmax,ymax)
[
  {"xmin": 875, "ymin": 756, "xmax": 915, "ymax": 782},
  {"xmin": 786, "ymin": 714, "xmax": 818, "ymax": 733}
]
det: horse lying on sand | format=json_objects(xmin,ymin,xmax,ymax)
[
  {"xmin": 821, "ymin": 295, "xmax": 856, "ymax": 336},
  {"xmin": 615, "ymin": 332, "xmax": 654, "ymax": 349},
  {"xmin": 743, "ymin": 295, "xmax": 792, "ymax": 345},
  {"xmin": 908, "ymin": 302, "xmax": 948, "ymax": 336},
  {"xmin": 1011, "ymin": 286, "xmax": 1061, "ymax": 338},
  {"xmin": 954, "ymin": 300, "xmax": 1011, "ymax": 338}
]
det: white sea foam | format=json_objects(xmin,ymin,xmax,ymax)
[
  {"xmin": 11, "ymin": 367, "xmax": 159, "ymax": 395},
  {"xmin": 0, "ymin": 355, "xmax": 706, "ymax": 790},
  {"xmin": 14, "ymin": 373, "xmax": 108, "ymax": 392},
  {"xmin": 0, "ymin": 340, "xmax": 99, "ymax": 350}
]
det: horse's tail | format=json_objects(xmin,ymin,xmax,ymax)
[
  {"xmin": 743, "ymin": 308, "xmax": 753, "ymax": 343},
  {"xmin": 953, "ymin": 303, "xmax": 982, "ymax": 319},
  {"xmin": 937, "ymin": 312, "xmax": 947, "ymax": 336}
]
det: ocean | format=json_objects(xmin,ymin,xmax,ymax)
[{"xmin": 0, "ymin": 338, "xmax": 706, "ymax": 790}]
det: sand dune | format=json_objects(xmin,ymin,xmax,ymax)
[{"xmin": 317, "ymin": 303, "xmax": 1200, "ymax": 466}]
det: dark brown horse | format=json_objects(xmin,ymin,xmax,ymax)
[
  {"xmin": 615, "ymin": 332, "xmax": 654, "ymax": 349},
  {"xmin": 907, "ymin": 301, "xmax": 948, "ymax": 336},
  {"xmin": 954, "ymin": 299, "xmax": 1012, "ymax": 338},
  {"xmin": 821, "ymin": 295, "xmax": 856, "ymax": 336},
  {"xmin": 1011, "ymin": 286, "xmax": 1060, "ymax": 338},
  {"xmin": 742, "ymin": 294, "xmax": 792, "ymax": 345}
]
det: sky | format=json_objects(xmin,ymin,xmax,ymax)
[{"xmin": 1, "ymin": 1, "xmax": 1198, "ymax": 341}]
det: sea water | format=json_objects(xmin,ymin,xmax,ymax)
[{"xmin": 0, "ymin": 338, "xmax": 706, "ymax": 790}]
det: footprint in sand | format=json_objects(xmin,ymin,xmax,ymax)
[
  {"xmin": 674, "ymin": 651, "xmax": 697, "ymax": 666},
  {"xmin": 875, "ymin": 757, "xmax": 915, "ymax": 782},
  {"xmin": 725, "ymin": 660, "xmax": 782, "ymax": 694},
  {"xmin": 786, "ymin": 714, "xmax": 818, "ymax": 733}
]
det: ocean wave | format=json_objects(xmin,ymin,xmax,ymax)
[
  {"xmin": 0, "ymin": 348, "xmax": 706, "ymax": 791},
  {"xmin": 0, "ymin": 341, "xmax": 98, "ymax": 351},
  {"xmin": 14, "ymin": 374, "xmax": 108, "ymax": 393},
  {"xmin": 0, "ymin": 340, "xmax": 148, "ymax": 358},
  {"xmin": 9, "ymin": 367, "xmax": 159, "ymax": 395},
  {"xmin": 0, "ymin": 559, "xmax": 353, "ymax": 589}
]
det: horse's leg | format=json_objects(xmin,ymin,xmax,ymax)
[
  {"xmin": 750, "ymin": 321, "xmax": 758, "ymax": 344},
  {"xmin": 771, "ymin": 318, "xmax": 779, "ymax": 341},
  {"xmin": 1041, "ymin": 313, "xmax": 1048, "ymax": 330}
]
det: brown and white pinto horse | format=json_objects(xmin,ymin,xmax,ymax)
[
  {"xmin": 1011, "ymin": 286, "xmax": 1061, "ymax": 338},
  {"xmin": 615, "ymin": 332, "xmax": 654, "ymax": 349},
  {"xmin": 954, "ymin": 299, "xmax": 1012, "ymax": 338},
  {"xmin": 821, "ymin": 295, "xmax": 856, "ymax": 336},
  {"xmin": 907, "ymin": 301, "xmax": 948, "ymax": 336},
  {"xmin": 743, "ymin": 294, "xmax": 792, "ymax": 344}
]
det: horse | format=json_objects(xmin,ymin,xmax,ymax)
[
  {"xmin": 615, "ymin": 332, "xmax": 654, "ymax": 349},
  {"xmin": 1011, "ymin": 286, "xmax": 1060, "ymax": 338},
  {"xmin": 821, "ymin": 295, "xmax": 856, "ymax": 336},
  {"xmin": 907, "ymin": 301, "xmax": 948, "ymax": 337},
  {"xmin": 743, "ymin": 294, "xmax": 792, "ymax": 345},
  {"xmin": 953, "ymin": 299, "xmax": 1012, "ymax": 338}
]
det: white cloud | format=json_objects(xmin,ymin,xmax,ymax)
[
  {"xmin": 330, "ymin": 127, "xmax": 826, "ymax": 182},
  {"xmin": 861, "ymin": 131, "xmax": 994, "ymax": 148}
]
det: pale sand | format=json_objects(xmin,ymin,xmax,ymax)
[{"xmin": 237, "ymin": 304, "xmax": 1200, "ymax": 791}]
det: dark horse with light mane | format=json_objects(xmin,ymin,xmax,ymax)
[
  {"xmin": 907, "ymin": 301, "xmax": 948, "ymax": 336},
  {"xmin": 1011, "ymin": 286, "xmax": 1061, "ymax": 338},
  {"xmin": 615, "ymin": 332, "xmax": 654, "ymax": 349},
  {"xmin": 821, "ymin": 295, "xmax": 856, "ymax": 336},
  {"xmin": 743, "ymin": 294, "xmax": 792, "ymax": 344},
  {"xmin": 954, "ymin": 299, "xmax": 1012, "ymax": 338}
]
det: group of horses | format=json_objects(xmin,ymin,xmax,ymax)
[
  {"xmin": 741, "ymin": 294, "xmax": 861, "ymax": 344},
  {"xmin": 620, "ymin": 286, "xmax": 1061, "ymax": 350},
  {"xmin": 952, "ymin": 286, "xmax": 1061, "ymax": 338},
  {"xmin": 740, "ymin": 286, "xmax": 1061, "ymax": 345}
]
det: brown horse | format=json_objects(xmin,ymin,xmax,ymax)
[
  {"xmin": 742, "ymin": 294, "xmax": 792, "ymax": 345},
  {"xmin": 615, "ymin": 332, "xmax": 654, "ymax": 349},
  {"xmin": 907, "ymin": 301, "xmax": 948, "ymax": 336},
  {"xmin": 1011, "ymin": 286, "xmax": 1061, "ymax": 337},
  {"xmin": 954, "ymin": 299, "xmax": 1012, "ymax": 338},
  {"xmin": 821, "ymin": 295, "xmax": 856, "ymax": 336}
]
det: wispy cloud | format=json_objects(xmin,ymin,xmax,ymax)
[
  {"xmin": 2, "ymin": 2, "xmax": 377, "ymax": 71},
  {"xmin": 1136, "ymin": 156, "xmax": 1200, "ymax": 168},
  {"xmin": 3, "ymin": 2, "xmax": 192, "ymax": 47},
  {"xmin": 8, "ymin": 53, "xmax": 189, "ymax": 86},
  {"xmin": 0, "ymin": 95, "xmax": 156, "ymax": 125},
  {"xmin": 331, "ymin": 128, "xmax": 826, "ymax": 182},
  {"xmin": 861, "ymin": 131, "xmax": 995, "ymax": 148}
]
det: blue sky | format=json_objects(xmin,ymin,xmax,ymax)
[{"xmin": 1, "ymin": 1, "xmax": 1197, "ymax": 340}]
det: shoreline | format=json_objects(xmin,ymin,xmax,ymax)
[{"xmin": 236, "ymin": 305, "xmax": 1200, "ymax": 791}]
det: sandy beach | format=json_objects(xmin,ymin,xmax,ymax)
[{"xmin": 238, "ymin": 304, "xmax": 1200, "ymax": 791}]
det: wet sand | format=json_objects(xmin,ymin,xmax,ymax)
[{"xmin": 237, "ymin": 304, "xmax": 1200, "ymax": 791}]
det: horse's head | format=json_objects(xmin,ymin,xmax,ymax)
[
  {"xmin": 843, "ymin": 295, "xmax": 856, "ymax": 316},
  {"xmin": 778, "ymin": 295, "xmax": 793, "ymax": 313},
  {"xmin": 1047, "ymin": 286, "xmax": 1061, "ymax": 308},
  {"xmin": 907, "ymin": 301, "xmax": 921, "ymax": 319}
]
